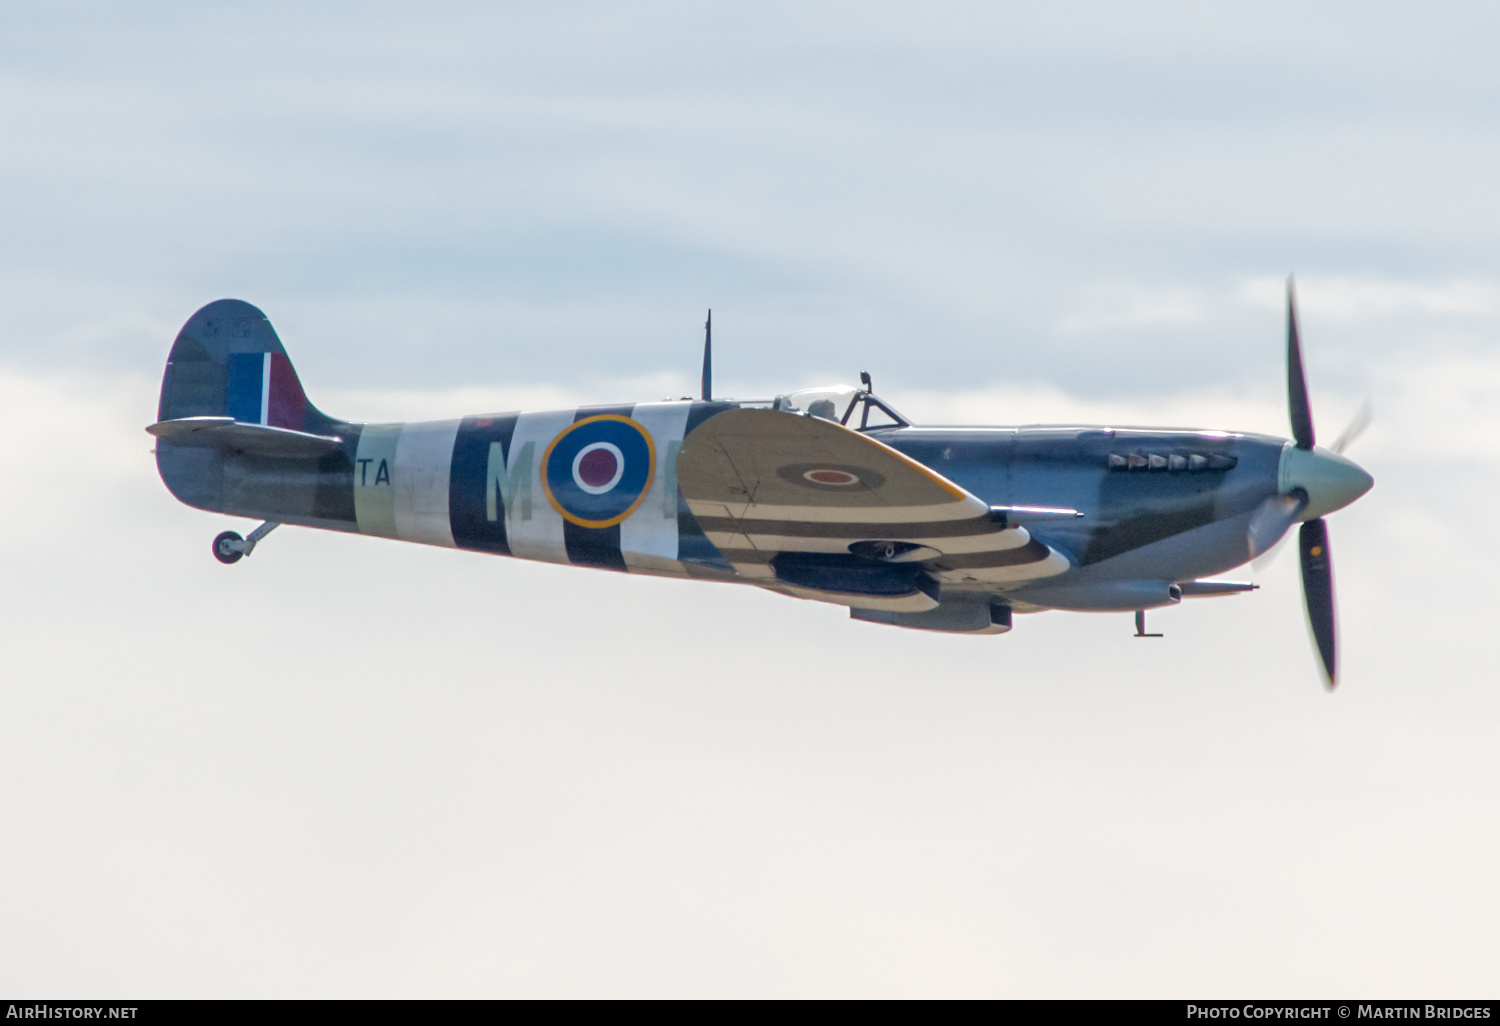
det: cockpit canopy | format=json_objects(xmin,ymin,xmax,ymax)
[{"xmin": 770, "ymin": 383, "xmax": 910, "ymax": 430}]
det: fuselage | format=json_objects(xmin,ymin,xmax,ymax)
[{"xmin": 157, "ymin": 398, "xmax": 1297, "ymax": 613}]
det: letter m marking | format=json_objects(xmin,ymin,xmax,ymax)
[{"xmin": 487, "ymin": 440, "xmax": 534, "ymax": 522}]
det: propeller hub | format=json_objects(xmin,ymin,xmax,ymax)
[{"xmin": 1278, "ymin": 443, "xmax": 1373, "ymax": 520}]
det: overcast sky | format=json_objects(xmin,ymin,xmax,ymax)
[{"xmin": 2, "ymin": 1, "xmax": 1497, "ymax": 997}]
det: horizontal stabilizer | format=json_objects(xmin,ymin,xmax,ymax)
[{"xmin": 148, "ymin": 417, "xmax": 344, "ymax": 459}]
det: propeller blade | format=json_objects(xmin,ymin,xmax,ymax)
[
  {"xmin": 1248, "ymin": 488, "xmax": 1309, "ymax": 560},
  {"xmin": 1331, "ymin": 398, "xmax": 1373, "ymax": 455},
  {"xmin": 1287, "ymin": 277, "xmax": 1316, "ymax": 450},
  {"xmin": 1299, "ymin": 518, "xmax": 1337, "ymax": 688}
]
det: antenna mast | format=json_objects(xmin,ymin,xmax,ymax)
[{"xmin": 700, "ymin": 309, "xmax": 712, "ymax": 401}]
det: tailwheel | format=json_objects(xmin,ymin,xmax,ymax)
[{"xmin": 212, "ymin": 531, "xmax": 244, "ymax": 565}]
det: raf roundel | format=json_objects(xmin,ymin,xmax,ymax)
[
  {"xmin": 541, "ymin": 415, "xmax": 657, "ymax": 528},
  {"xmin": 804, "ymin": 468, "xmax": 860, "ymax": 486}
]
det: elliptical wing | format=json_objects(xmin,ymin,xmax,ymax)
[{"xmin": 677, "ymin": 409, "xmax": 1068, "ymax": 600}]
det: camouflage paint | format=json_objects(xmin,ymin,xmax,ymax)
[{"xmin": 152, "ymin": 299, "xmax": 1344, "ymax": 627}]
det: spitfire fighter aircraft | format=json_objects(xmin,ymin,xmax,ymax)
[{"xmin": 149, "ymin": 286, "xmax": 1372, "ymax": 686}]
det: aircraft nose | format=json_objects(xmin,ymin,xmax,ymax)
[{"xmin": 1279, "ymin": 444, "xmax": 1374, "ymax": 519}]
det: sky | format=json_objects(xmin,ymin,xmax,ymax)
[{"xmin": 1, "ymin": 1, "xmax": 1497, "ymax": 997}]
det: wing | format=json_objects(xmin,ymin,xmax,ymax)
[{"xmin": 676, "ymin": 408, "xmax": 1067, "ymax": 608}]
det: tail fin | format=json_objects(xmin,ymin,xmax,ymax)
[
  {"xmin": 155, "ymin": 300, "xmax": 356, "ymax": 523},
  {"xmin": 157, "ymin": 299, "xmax": 340, "ymax": 431}
]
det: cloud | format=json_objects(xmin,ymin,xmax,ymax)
[
  {"xmin": 320, "ymin": 373, "xmax": 694, "ymax": 424},
  {"xmin": 1057, "ymin": 275, "xmax": 1500, "ymax": 339},
  {"xmin": 0, "ymin": 357, "xmax": 1495, "ymax": 995},
  {"xmin": 898, "ymin": 380, "xmax": 1286, "ymax": 435},
  {"xmin": 1370, "ymin": 350, "xmax": 1500, "ymax": 465},
  {"xmin": 1235, "ymin": 275, "xmax": 1499, "ymax": 319},
  {"xmin": 1057, "ymin": 284, "xmax": 1215, "ymax": 333}
]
